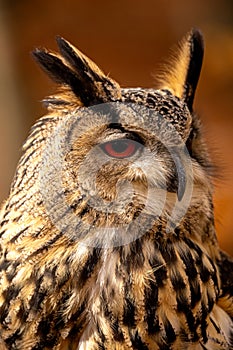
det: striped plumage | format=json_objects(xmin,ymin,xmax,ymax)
[{"xmin": 0, "ymin": 29, "xmax": 233, "ymax": 349}]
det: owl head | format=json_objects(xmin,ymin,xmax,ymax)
[{"xmin": 31, "ymin": 29, "xmax": 213, "ymax": 248}]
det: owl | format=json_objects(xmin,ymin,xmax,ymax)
[{"xmin": 0, "ymin": 28, "xmax": 233, "ymax": 350}]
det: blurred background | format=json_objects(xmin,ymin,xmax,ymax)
[{"xmin": 0, "ymin": 0, "xmax": 233, "ymax": 253}]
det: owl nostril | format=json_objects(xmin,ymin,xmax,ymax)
[{"xmin": 102, "ymin": 139, "xmax": 138, "ymax": 159}]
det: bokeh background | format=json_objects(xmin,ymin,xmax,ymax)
[{"xmin": 0, "ymin": 0, "xmax": 233, "ymax": 253}]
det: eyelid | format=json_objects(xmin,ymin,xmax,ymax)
[
  {"xmin": 97, "ymin": 132, "xmax": 126, "ymax": 145},
  {"xmin": 98, "ymin": 130, "xmax": 144, "ymax": 146}
]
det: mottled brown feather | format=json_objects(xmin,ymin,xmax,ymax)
[{"xmin": 0, "ymin": 29, "xmax": 232, "ymax": 350}]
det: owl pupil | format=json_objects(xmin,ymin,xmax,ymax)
[{"xmin": 112, "ymin": 140, "xmax": 129, "ymax": 153}]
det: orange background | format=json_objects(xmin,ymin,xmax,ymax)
[{"xmin": 0, "ymin": 1, "xmax": 233, "ymax": 254}]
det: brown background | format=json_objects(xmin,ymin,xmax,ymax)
[{"xmin": 0, "ymin": 0, "xmax": 233, "ymax": 253}]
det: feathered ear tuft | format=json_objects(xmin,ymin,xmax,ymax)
[
  {"xmin": 32, "ymin": 37, "xmax": 121, "ymax": 107},
  {"xmin": 157, "ymin": 28, "xmax": 204, "ymax": 111}
]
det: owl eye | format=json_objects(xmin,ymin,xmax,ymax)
[{"xmin": 102, "ymin": 139, "xmax": 139, "ymax": 158}]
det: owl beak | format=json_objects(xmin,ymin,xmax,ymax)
[{"xmin": 171, "ymin": 149, "xmax": 188, "ymax": 202}]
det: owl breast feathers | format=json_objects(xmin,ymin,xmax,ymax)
[{"xmin": 0, "ymin": 29, "xmax": 233, "ymax": 350}]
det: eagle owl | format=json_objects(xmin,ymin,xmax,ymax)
[{"xmin": 0, "ymin": 29, "xmax": 233, "ymax": 350}]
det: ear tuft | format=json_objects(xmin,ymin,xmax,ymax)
[
  {"xmin": 32, "ymin": 38, "xmax": 121, "ymax": 107},
  {"xmin": 157, "ymin": 28, "xmax": 204, "ymax": 111}
]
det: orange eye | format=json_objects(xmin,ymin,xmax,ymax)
[{"xmin": 102, "ymin": 139, "xmax": 138, "ymax": 158}]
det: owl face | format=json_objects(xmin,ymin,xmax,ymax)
[
  {"xmin": 38, "ymin": 97, "xmax": 193, "ymax": 248},
  {"xmin": 31, "ymin": 30, "xmax": 209, "ymax": 248}
]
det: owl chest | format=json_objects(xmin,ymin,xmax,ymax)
[{"xmin": 76, "ymin": 247, "xmax": 223, "ymax": 349}]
